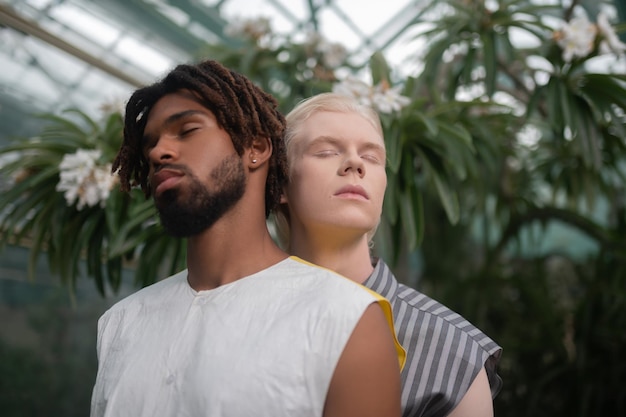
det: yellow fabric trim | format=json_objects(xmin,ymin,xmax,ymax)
[{"xmin": 289, "ymin": 256, "xmax": 407, "ymax": 370}]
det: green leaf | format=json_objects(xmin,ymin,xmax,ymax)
[
  {"xmin": 369, "ymin": 51, "xmax": 391, "ymax": 85},
  {"xmin": 107, "ymin": 256, "xmax": 123, "ymax": 294},
  {"xmin": 545, "ymin": 78, "xmax": 563, "ymax": 129},
  {"xmin": 438, "ymin": 121, "xmax": 475, "ymax": 152},
  {"xmin": 383, "ymin": 171, "xmax": 400, "ymax": 224},
  {"xmin": 575, "ymin": 100, "xmax": 602, "ymax": 171},
  {"xmin": 482, "ymin": 30, "xmax": 497, "ymax": 97},
  {"xmin": 86, "ymin": 218, "xmax": 105, "ymax": 294},
  {"xmin": 415, "ymin": 111, "xmax": 439, "ymax": 137},
  {"xmin": 407, "ymin": 184, "xmax": 425, "ymax": 250},
  {"xmin": 385, "ymin": 121, "xmax": 403, "ymax": 174},
  {"xmin": 399, "ymin": 191, "xmax": 417, "ymax": 250},
  {"xmin": 108, "ymin": 203, "xmax": 159, "ymax": 257},
  {"xmin": 559, "ymin": 80, "xmax": 575, "ymax": 138},
  {"xmin": 432, "ymin": 171, "xmax": 460, "ymax": 225}
]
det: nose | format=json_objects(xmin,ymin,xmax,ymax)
[
  {"xmin": 147, "ymin": 134, "xmax": 178, "ymax": 165},
  {"xmin": 339, "ymin": 152, "xmax": 365, "ymax": 178}
]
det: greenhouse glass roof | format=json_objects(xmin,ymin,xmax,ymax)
[{"xmin": 0, "ymin": 0, "xmax": 425, "ymax": 140}]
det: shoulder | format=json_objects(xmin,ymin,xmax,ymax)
[
  {"xmin": 370, "ymin": 262, "xmax": 503, "ymax": 402},
  {"xmin": 395, "ymin": 283, "xmax": 472, "ymax": 332},
  {"xmin": 282, "ymin": 257, "xmax": 406, "ymax": 370},
  {"xmin": 279, "ymin": 257, "xmax": 380, "ymax": 301},
  {"xmin": 383, "ymin": 271, "xmax": 500, "ymax": 358},
  {"xmin": 394, "ymin": 284, "xmax": 504, "ymax": 402},
  {"xmin": 99, "ymin": 270, "xmax": 187, "ymax": 323}
]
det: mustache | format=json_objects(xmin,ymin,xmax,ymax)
[
  {"xmin": 153, "ymin": 163, "xmax": 192, "ymax": 176},
  {"xmin": 149, "ymin": 163, "xmax": 192, "ymax": 196}
]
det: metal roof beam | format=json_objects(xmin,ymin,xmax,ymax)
[
  {"xmin": 168, "ymin": 0, "xmax": 238, "ymax": 47},
  {"xmin": 0, "ymin": 3, "xmax": 145, "ymax": 87}
]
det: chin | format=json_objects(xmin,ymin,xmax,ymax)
[
  {"xmin": 327, "ymin": 219, "xmax": 376, "ymax": 234},
  {"xmin": 330, "ymin": 211, "xmax": 377, "ymax": 227}
]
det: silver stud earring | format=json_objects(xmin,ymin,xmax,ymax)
[{"xmin": 252, "ymin": 159, "xmax": 258, "ymax": 163}]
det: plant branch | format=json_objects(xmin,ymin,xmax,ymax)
[{"xmin": 489, "ymin": 205, "xmax": 622, "ymax": 263}]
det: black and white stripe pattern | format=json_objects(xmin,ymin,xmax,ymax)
[{"xmin": 363, "ymin": 260, "xmax": 503, "ymax": 417}]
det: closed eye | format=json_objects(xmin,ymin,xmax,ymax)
[
  {"xmin": 180, "ymin": 126, "xmax": 200, "ymax": 137},
  {"xmin": 313, "ymin": 149, "xmax": 340, "ymax": 157},
  {"xmin": 360, "ymin": 143, "xmax": 385, "ymax": 165},
  {"xmin": 361, "ymin": 153, "xmax": 384, "ymax": 164}
]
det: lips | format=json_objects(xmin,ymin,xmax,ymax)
[
  {"xmin": 334, "ymin": 184, "xmax": 369, "ymax": 200},
  {"xmin": 151, "ymin": 168, "xmax": 184, "ymax": 195}
]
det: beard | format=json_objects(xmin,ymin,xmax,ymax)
[{"xmin": 154, "ymin": 154, "xmax": 246, "ymax": 238}]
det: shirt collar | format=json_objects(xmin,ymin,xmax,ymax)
[{"xmin": 363, "ymin": 258, "xmax": 399, "ymax": 299}]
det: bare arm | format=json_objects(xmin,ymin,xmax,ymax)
[
  {"xmin": 323, "ymin": 303, "xmax": 402, "ymax": 417},
  {"xmin": 446, "ymin": 367, "xmax": 494, "ymax": 417}
]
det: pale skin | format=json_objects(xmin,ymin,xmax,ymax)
[
  {"xmin": 143, "ymin": 91, "xmax": 401, "ymax": 417},
  {"xmin": 283, "ymin": 108, "xmax": 493, "ymax": 417}
]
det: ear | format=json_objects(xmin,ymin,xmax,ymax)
[{"xmin": 247, "ymin": 136, "xmax": 272, "ymax": 169}]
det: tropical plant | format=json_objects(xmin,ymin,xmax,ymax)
[
  {"xmin": 0, "ymin": 109, "xmax": 185, "ymax": 294},
  {"xmin": 201, "ymin": 0, "xmax": 626, "ymax": 265}
]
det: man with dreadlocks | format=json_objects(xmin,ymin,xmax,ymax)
[{"xmin": 90, "ymin": 59, "xmax": 405, "ymax": 417}]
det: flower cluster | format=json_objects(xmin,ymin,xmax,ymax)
[
  {"xmin": 56, "ymin": 149, "xmax": 117, "ymax": 210},
  {"xmin": 224, "ymin": 16, "xmax": 348, "ymax": 72},
  {"xmin": 554, "ymin": 12, "xmax": 626, "ymax": 62},
  {"xmin": 304, "ymin": 31, "xmax": 348, "ymax": 69},
  {"xmin": 333, "ymin": 76, "xmax": 411, "ymax": 114},
  {"xmin": 224, "ymin": 16, "xmax": 272, "ymax": 41},
  {"xmin": 99, "ymin": 98, "xmax": 126, "ymax": 116}
]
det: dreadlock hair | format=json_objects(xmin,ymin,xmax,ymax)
[{"xmin": 112, "ymin": 59, "xmax": 288, "ymax": 218}]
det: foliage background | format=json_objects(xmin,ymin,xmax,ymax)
[{"xmin": 1, "ymin": 0, "xmax": 626, "ymax": 415}]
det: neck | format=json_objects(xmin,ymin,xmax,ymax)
[
  {"xmin": 185, "ymin": 198, "xmax": 287, "ymax": 291},
  {"xmin": 289, "ymin": 229, "xmax": 374, "ymax": 284}
]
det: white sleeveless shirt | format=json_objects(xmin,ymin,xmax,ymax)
[{"xmin": 91, "ymin": 256, "xmax": 403, "ymax": 417}]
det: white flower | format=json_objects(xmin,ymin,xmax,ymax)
[
  {"xmin": 555, "ymin": 14, "xmax": 597, "ymax": 62},
  {"xmin": 224, "ymin": 17, "xmax": 271, "ymax": 40},
  {"xmin": 224, "ymin": 18, "xmax": 246, "ymax": 38},
  {"xmin": 316, "ymin": 39, "xmax": 348, "ymax": 68},
  {"xmin": 371, "ymin": 84, "xmax": 411, "ymax": 114},
  {"xmin": 597, "ymin": 12, "xmax": 626, "ymax": 56},
  {"xmin": 333, "ymin": 77, "xmax": 411, "ymax": 114},
  {"xmin": 304, "ymin": 31, "xmax": 324, "ymax": 48},
  {"xmin": 304, "ymin": 31, "xmax": 348, "ymax": 68},
  {"xmin": 332, "ymin": 76, "xmax": 374, "ymax": 107},
  {"xmin": 99, "ymin": 98, "xmax": 126, "ymax": 116},
  {"xmin": 56, "ymin": 149, "xmax": 117, "ymax": 210}
]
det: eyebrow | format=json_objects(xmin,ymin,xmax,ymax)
[
  {"xmin": 142, "ymin": 109, "xmax": 206, "ymax": 145},
  {"xmin": 305, "ymin": 135, "xmax": 342, "ymax": 150}
]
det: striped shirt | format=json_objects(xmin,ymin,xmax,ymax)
[{"xmin": 363, "ymin": 260, "xmax": 502, "ymax": 417}]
